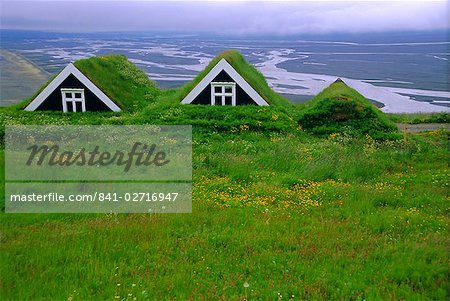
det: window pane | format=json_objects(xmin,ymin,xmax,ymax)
[
  {"xmin": 75, "ymin": 102, "xmax": 83, "ymax": 112},
  {"xmin": 66, "ymin": 102, "xmax": 73, "ymax": 112},
  {"xmin": 225, "ymin": 96, "xmax": 232, "ymax": 105},
  {"xmin": 225, "ymin": 87, "xmax": 232, "ymax": 93},
  {"xmin": 75, "ymin": 93, "xmax": 82, "ymax": 98},
  {"xmin": 214, "ymin": 86, "xmax": 221, "ymax": 93},
  {"xmin": 65, "ymin": 93, "xmax": 72, "ymax": 98},
  {"xmin": 215, "ymin": 96, "xmax": 222, "ymax": 105}
]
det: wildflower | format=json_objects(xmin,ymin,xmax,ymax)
[
  {"xmin": 244, "ymin": 282, "xmax": 250, "ymax": 300},
  {"xmin": 406, "ymin": 207, "xmax": 419, "ymax": 215}
]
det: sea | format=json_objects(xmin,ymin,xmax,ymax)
[{"xmin": 1, "ymin": 30, "xmax": 449, "ymax": 113}]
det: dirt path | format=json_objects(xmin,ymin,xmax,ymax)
[{"xmin": 396, "ymin": 123, "xmax": 450, "ymax": 132}]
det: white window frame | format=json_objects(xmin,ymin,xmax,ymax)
[
  {"xmin": 210, "ymin": 82, "xmax": 236, "ymax": 106},
  {"xmin": 61, "ymin": 88, "xmax": 86, "ymax": 113}
]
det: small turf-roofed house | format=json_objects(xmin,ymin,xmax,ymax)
[
  {"xmin": 24, "ymin": 55, "xmax": 158, "ymax": 113},
  {"xmin": 180, "ymin": 51, "xmax": 270, "ymax": 106},
  {"xmin": 25, "ymin": 63, "xmax": 121, "ymax": 112}
]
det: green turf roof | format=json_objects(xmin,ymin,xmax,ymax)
[
  {"xmin": 173, "ymin": 50, "xmax": 292, "ymax": 108},
  {"xmin": 303, "ymin": 79, "xmax": 384, "ymax": 110},
  {"xmin": 298, "ymin": 79, "xmax": 398, "ymax": 138}
]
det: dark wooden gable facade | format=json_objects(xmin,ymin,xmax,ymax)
[
  {"xmin": 181, "ymin": 58, "xmax": 269, "ymax": 106},
  {"xmin": 190, "ymin": 70, "xmax": 257, "ymax": 106},
  {"xmin": 25, "ymin": 63, "xmax": 121, "ymax": 112},
  {"xmin": 35, "ymin": 74, "xmax": 112, "ymax": 111}
]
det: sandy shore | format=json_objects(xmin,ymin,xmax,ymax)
[{"xmin": 0, "ymin": 49, "xmax": 50, "ymax": 105}]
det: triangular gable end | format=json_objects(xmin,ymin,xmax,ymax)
[
  {"xmin": 25, "ymin": 63, "xmax": 121, "ymax": 111},
  {"xmin": 181, "ymin": 58, "xmax": 269, "ymax": 106}
]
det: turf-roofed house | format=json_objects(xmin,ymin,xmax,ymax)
[
  {"xmin": 180, "ymin": 51, "xmax": 271, "ymax": 106},
  {"xmin": 25, "ymin": 63, "xmax": 120, "ymax": 112},
  {"xmin": 24, "ymin": 55, "xmax": 158, "ymax": 112}
]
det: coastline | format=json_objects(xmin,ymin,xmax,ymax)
[{"xmin": 0, "ymin": 49, "xmax": 50, "ymax": 105}]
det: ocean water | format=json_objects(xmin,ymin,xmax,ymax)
[{"xmin": 0, "ymin": 30, "xmax": 449, "ymax": 113}]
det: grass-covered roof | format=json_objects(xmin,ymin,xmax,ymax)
[
  {"xmin": 172, "ymin": 50, "xmax": 292, "ymax": 108},
  {"xmin": 20, "ymin": 55, "xmax": 159, "ymax": 112},
  {"xmin": 298, "ymin": 79, "xmax": 399, "ymax": 138}
]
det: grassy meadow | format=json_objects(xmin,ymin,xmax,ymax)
[
  {"xmin": 0, "ymin": 53, "xmax": 449, "ymax": 300},
  {"xmin": 1, "ymin": 130, "xmax": 449, "ymax": 300}
]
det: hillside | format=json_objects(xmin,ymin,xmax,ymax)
[{"xmin": 298, "ymin": 79, "xmax": 398, "ymax": 138}]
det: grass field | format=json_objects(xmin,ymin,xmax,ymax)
[
  {"xmin": 0, "ymin": 53, "xmax": 449, "ymax": 300},
  {"xmin": 0, "ymin": 129, "xmax": 448, "ymax": 300}
]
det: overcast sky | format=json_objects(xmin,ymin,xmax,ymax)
[{"xmin": 0, "ymin": 1, "xmax": 449, "ymax": 35}]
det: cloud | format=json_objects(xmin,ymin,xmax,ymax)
[{"xmin": 0, "ymin": 1, "xmax": 448, "ymax": 35}]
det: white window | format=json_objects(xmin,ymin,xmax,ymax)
[
  {"xmin": 210, "ymin": 82, "xmax": 236, "ymax": 106},
  {"xmin": 61, "ymin": 88, "xmax": 86, "ymax": 112}
]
